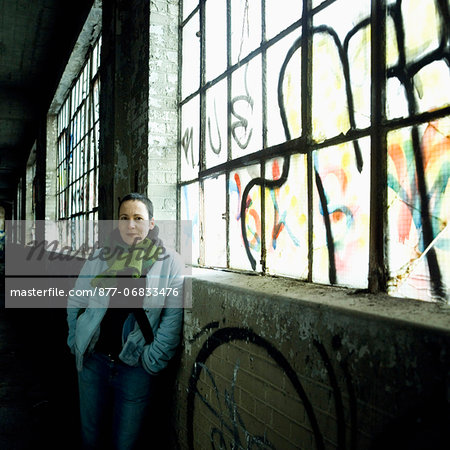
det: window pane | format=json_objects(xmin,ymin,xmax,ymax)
[
  {"xmin": 182, "ymin": 13, "xmax": 200, "ymax": 100},
  {"xmin": 89, "ymin": 170, "xmax": 95, "ymax": 211},
  {"xmin": 386, "ymin": 0, "xmax": 450, "ymax": 118},
  {"xmin": 387, "ymin": 118, "xmax": 450, "ymax": 301},
  {"xmin": 205, "ymin": 0, "xmax": 227, "ymax": 83},
  {"xmin": 93, "ymin": 79, "xmax": 100, "ymax": 123},
  {"xmin": 231, "ymin": 0, "xmax": 261, "ymax": 64},
  {"xmin": 89, "ymin": 132, "xmax": 96, "ymax": 171},
  {"xmin": 183, "ymin": 0, "xmax": 197, "ymax": 20},
  {"xmin": 265, "ymin": 0, "xmax": 302, "ymax": 41},
  {"xmin": 229, "ymin": 165, "xmax": 261, "ymax": 271},
  {"xmin": 181, "ymin": 182, "xmax": 200, "ymax": 265},
  {"xmin": 402, "ymin": 0, "xmax": 441, "ymax": 64},
  {"xmin": 266, "ymin": 29, "xmax": 302, "ymax": 146},
  {"xmin": 413, "ymin": 61, "xmax": 450, "ymax": 113},
  {"xmin": 265, "ymin": 154, "xmax": 308, "ymax": 278},
  {"xmin": 205, "ymin": 80, "xmax": 228, "ymax": 169},
  {"xmin": 312, "ymin": 138, "xmax": 371, "ymax": 288},
  {"xmin": 181, "ymin": 97, "xmax": 200, "ymax": 181},
  {"xmin": 204, "ymin": 176, "xmax": 227, "ymax": 267},
  {"xmin": 312, "ymin": 0, "xmax": 371, "ymax": 141},
  {"xmin": 231, "ymin": 57, "xmax": 262, "ymax": 159}
]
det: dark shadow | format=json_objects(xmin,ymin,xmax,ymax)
[{"xmin": 371, "ymin": 390, "xmax": 450, "ymax": 450}]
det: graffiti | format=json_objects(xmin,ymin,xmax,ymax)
[
  {"xmin": 384, "ymin": 0, "xmax": 449, "ymax": 300},
  {"xmin": 208, "ymin": 99, "xmax": 222, "ymax": 155},
  {"xmin": 196, "ymin": 360, "xmax": 276, "ymax": 449},
  {"xmin": 231, "ymin": 65, "xmax": 254, "ymax": 150},
  {"xmin": 187, "ymin": 326, "xmax": 358, "ymax": 450},
  {"xmin": 241, "ymin": 158, "xmax": 290, "ymax": 270},
  {"xmin": 230, "ymin": 159, "xmax": 302, "ymax": 267},
  {"xmin": 233, "ymin": 0, "xmax": 449, "ymax": 299},
  {"xmin": 182, "ymin": 126, "xmax": 195, "ymax": 169},
  {"xmin": 231, "ymin": 94, "xmax": 254, "ymax": 151},
  {"xmin": 230, "ymin": 172, "xmax": 261, "ymax": 253},
  {"xmin": 178, "ymin": 1, "xmax": 448, "ymax": 297},
  {"xmin": 268, "ymin": 160, "xmax": 301, "ymax": 251}
]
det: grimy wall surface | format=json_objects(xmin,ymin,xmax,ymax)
[
  {"xmin": 99, "ymin": 0, "xmax": 178, "ymax": 222},
  {"xmin": 174, "ymin": 271, "xmax": 449, "ymax": 450}
]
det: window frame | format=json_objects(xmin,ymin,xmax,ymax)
[
  {"xmin": 56, "ymin": 36, "xmax": 101, "ymax": 249},
  {"xmin": 178, "ymin": 0, "xmax": 450, "ymax": 300}
]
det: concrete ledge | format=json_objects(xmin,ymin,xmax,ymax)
[{"xmin": 189, "ymin": 268, "xmax": 450, "ymax": 334}]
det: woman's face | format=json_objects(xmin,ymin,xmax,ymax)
[{"xmin": 118, "ymin": 200, "xmax": 154, "ymax": 246}]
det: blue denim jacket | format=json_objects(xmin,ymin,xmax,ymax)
[{"xmin": 67, "ymin": 248, "xmax": 184, "ymax": 374}]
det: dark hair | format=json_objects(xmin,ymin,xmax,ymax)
[{"xmin": 118, "ymin": 193, "xmax": 154, "ymax": 218}]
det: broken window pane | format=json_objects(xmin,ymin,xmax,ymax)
[{"xmin": 387, "ymin": 118, "xmax": 450, "ymax": 301}]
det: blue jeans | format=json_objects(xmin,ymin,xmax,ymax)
[{"xmin": 78, "ymin": 352, "xmax": 160, "ymax": 450}]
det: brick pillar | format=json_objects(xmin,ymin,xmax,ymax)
[
  {"xmin": 147, "ymin": 0, "xmax": 179, "ymax": 220},
  {"xmin": 99, "ymin": 0, "xmax": 178, "ymax": 222}
]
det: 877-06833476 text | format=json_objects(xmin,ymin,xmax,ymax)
[{"xmin": 9, "ymin": 287, "xmax": 179, "ymax": 298}]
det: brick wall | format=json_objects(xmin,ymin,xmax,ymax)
[
  {"xmin": 45, "ymin": 115, "xmax": 57, "ymax": 221},
  {"xmin": 147, "ymin": 0, "xmax": 179, "ymax": 220},
  {"xmin": 174, "ymin": 271, "xmax": 450, "ymax": 450}
]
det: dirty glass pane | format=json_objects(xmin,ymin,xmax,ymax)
[
  {"xmin": 82, "ymin": 138, "xmax": 87, "ymax": 174},
  {"xmin": 92, "ymin": 44, "xmax": 98, "ymax": 78},
  {"xmin": 231, "ymin": 57, "xmax": 262, "ymax": 159},
  {"xmin": 387, "ymin": 118, "xmax": 450, "ymax": 302},
  {"xmin": 89, "ymin": 131, "xmax": 96, "ymax": 171},
  {"xmin": 182, "ymin": 12, "xmax": 200, "ymax": 100},
  {"xmin": 265, "ymin": 154, "xmax": 308, "ymax": 279},
  {"xmin": 74, "ymin": 145, "xmax": 79, "ymax": 182},
  {"xmin": 80, "ymin": 103, "xmax": 86, "ymax": 140},
  {"xmin": 401, "ymin": 0, "xmax": 441, "ymax": 64},
  {"xmin": 204, "ymin": 176, "xmax": 227, "ymax": 267},
  {"xmin": 205, "ymin": 0, "xmax": 227, "ymax": 83},
  {"xmin": 71, "ymin": 114, "xmax": 77, "ymax": 150},
  {"xmin": 88, "ymin": 170, "xmax": 95, "ymax": 211},
  {"xmin": 413, "ymin": 61, "xmax": 450, "ymax": 113},
  {"xmin": 266, "ymin": 29, "xmax": 302, "ymax": 146},
  {"xmin": 181, "ymin": 182, "xmax": 200, "ymax": 265},
  {"xmin": 183, "ymin": 0, "xmax": 198, "ymax": 20},
  {"xmin": 312, "ymin": 0, "xmax": 371, "ymax": 142},
  {"xmin": 181, "ymin": 97, "xmax": 200, "ymax": 181},
  {"xmin": 93, "ymin": 79, "xmax": 100, "ymax": 123},
  {"xmin": 265, "ymin": 0, "xmax": 302, "ymax": 41},
  {"xmin": 205, "ymin": 80, "xmax": 228, "ymax": 169},
  {"xmin": 230, "ymin": 0, "xmax": 261, "ymax": 64},
  {"xmin": 229, "ymin": 164, "xmax": 261, "ymax": 271},
  {"xmin": 312, "ymin": 138, "xmax": 371, "ymax": 288},
  {"xmin": 386, "ymin": 0, "xmax": 450, "ymax": 118}
]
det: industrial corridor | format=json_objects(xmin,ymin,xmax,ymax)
[{"xmin": 0, "ymin": 0, "xmax": 449, "ymax": 449}]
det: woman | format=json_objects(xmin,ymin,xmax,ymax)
[{"xmin": 67, "ymin": 193, "xmax": 184, "ymax": 449}]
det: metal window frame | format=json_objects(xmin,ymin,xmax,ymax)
[
  {"xmin": 56, "ymin": 36, "xmax": 101, "ymax": 248},
  {"xmin": 178, "ymin": 0, "xmax": 449, "ymax": 297}
]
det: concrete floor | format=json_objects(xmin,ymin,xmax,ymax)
[{"xmin": 0, "ymin": 257, "xmax": 80, "ymax": 449}]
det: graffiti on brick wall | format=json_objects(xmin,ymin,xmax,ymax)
[
  {"xmin": 195, "ymin": 359, "xmax": 276, "ymax": 449},
  {"xmin": 187, "ymin": 326, "xmax": 357, "ymax": 450}
]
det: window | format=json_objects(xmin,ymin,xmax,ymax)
[
  {"xmin": 56, "ymin": 37, "xmax": 101, "ymax": 249},
  {"xmin": 179, "ymin": 0, "xmax": 449, "ymax": 302}
]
